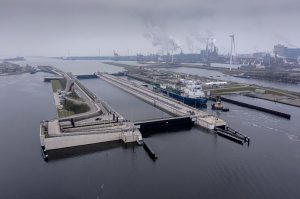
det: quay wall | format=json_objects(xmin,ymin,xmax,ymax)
[{"xmin": 44, "ymin": 132, "xmax": 122, "ymax": 150}]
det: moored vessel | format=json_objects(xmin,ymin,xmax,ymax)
[{"xmin": 157, "ymin": 82, "xmax": 208, "ymax": 108}]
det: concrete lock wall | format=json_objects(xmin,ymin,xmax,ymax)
[{"xmin": 44, "ymin": 132, "xmax": 122, "ymax": 150}]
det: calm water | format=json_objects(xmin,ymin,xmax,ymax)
[
  {"xmin": 14, "ymin": 57, "xmax": 124, "ymax": 75},
  {"xmin": 1, "ymin": 61, "xmax": 300, "ymax": 198},
  {"xmin": 81, "ymin": 78, "xmax": 170, "ymax": 121},
  {"xmin": 13, "ymin": 57, "xmax": 300, "ymax": 92},
  {"xmin": 159, "ymin": 67, "xmax": 300, "ymax": 92},
  {"xmin": 182, "ymin": 62, "xmax": 240, "ymax": 69}
]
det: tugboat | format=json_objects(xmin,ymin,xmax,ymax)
[
  {"xmin": 30, "ymin": 70, "xmax": 37, "ymax": 74},
  {"xmin": 30, "ymin": 68, "xmax": 37, "ymax": 74},
  {"xmin": 211, "ymin": 98, "xmax": 229, "ymax": 112}
]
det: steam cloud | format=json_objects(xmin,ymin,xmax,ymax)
[
  {"xmin": 185, "ymin": 30, "xmax": 217, "ymax": 53},
  {"xmin": 143, "ymin": 22, "xmax": 181, "ymax": 55}
]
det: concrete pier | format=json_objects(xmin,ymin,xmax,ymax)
[
  {"xmin": 40, "ymin": 66, "xmax": 249, "ymax": 161},
  {"xmin": 40, "ymin": 67, "xmax": 142, "ymax": 158},
  {"xmin": 99, "ymin": 73, "xmax": 226, "ymax": 130},
  {"xmin": 40, "ymin": 119, "xmax": 141, "ymax": 151},
  {"xmin": 98, "ymin": 73, "xmax": 252, "ymax": 146},
  {"xmin": 44, "ymin": 76, "xmax": 64, "ymax": 82}
]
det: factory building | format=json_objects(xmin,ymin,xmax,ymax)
[{"xmin": 274, "ymin": 44, "xmax": 300, "ymax": 59}]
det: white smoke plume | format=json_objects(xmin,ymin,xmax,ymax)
[
  {"xmin": 185, "ymin": 30, "xmax": 217, "ymax": 53},
  {"xmin": 274, "ymin": 33, "xmax": 297, "ymax": 48},
  {"xmin": 143, "ymin": 22, "xmax": 181, "ymax": 55}
]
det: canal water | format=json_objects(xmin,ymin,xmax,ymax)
[
  {"xmin": 1, "ymin": 60, "xmax": 300, "ymax": 199},
  {"xmin": 81, "ymin": 78, "xmax": 170, "ymax": 121},
  {"xmin": 13, "ymin": 57, "xmax": 125, "ymax": 75},
  {"xmin": 159, "ymin": 67, "xmax": 300, "ymax": 92},
  {"xmin": 14, "ymin": 57, "xmax": 300, "ymax": 92}
]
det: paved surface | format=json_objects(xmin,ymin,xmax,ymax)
[
  {"xmin": 41, "ymin": 66, "xmax": 142, "ymax": 151},
  {"xmin": 100, "ymin": 73, "xmax": 226, "ymax": 129},
  {"xmin": 53, "ymin": 92, "xmax": 63, "ymax": 110}
]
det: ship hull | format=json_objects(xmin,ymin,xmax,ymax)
[{"xmin": 160, "ymin": 89, "xmax": 208, "ymax": 108}]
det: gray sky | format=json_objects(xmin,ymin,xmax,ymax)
[{"xmin": 0, "ymin": 0, "xmax": 299, "ymax": 57}]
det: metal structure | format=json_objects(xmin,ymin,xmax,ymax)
[{"xmin": 229, "ymin": 34, "xmax": 236, "ymax": 70}]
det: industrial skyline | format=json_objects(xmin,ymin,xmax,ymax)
[{"xmin": 0, "ymin": 0, "xmax": 299, "ymax": 57}]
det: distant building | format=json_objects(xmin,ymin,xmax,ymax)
[
  {"xmin": 274, "ymin": 44, "xmax": 300, "ymax": 59},
  {"xmin": 0, "ymin": 63, "xmax": 4, "ymax": 73},
  {"xmin": 253, "ymin": 52, "xmax": 268, "ymax": 59},
  {"xmin": 0, "ymin": 62, "xmax": 22, "ymax": 73}
]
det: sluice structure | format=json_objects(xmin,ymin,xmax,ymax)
[
  {"xmin": 99, "ymin": 73, "xmax": 226, "ymax": 130},
  {"xmin": 99, "ymin": 73, "xmax": 250, "ymax": 146},
  {"xmin": 40, "ymin": 67, "xmax": 142, "ymax": 161},
  {"xmin": 40, "ymin": 66, "xmax": 250, "ymax": 161}
]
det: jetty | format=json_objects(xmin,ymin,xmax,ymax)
[
  {"xmin": 40, "ymin": 67, "xmax": 142, "ymax": 161},
  {"xmin": 40, "ymin": 66, "xmax": 250, "ymax": 161},
  {"xmin": 99, "ymin": 73, "xmax": 226, "ymax": 130}
]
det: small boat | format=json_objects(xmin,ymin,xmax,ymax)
[
  {"xmin": 233, "ymin": 74, "xmax": 251, "ymax": 79},
  {"xmin": 211, "ymin": 100, "xmax": 229, "ymax": 112}
]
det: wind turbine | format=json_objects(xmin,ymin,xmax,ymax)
[{"xmin": 229, "ymin": 34, "xmax": 236, "ymax": 70}]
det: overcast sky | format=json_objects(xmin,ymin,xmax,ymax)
[{"xmin": 0, "ymin": 0, "xmax": 299, "ymax": 57}]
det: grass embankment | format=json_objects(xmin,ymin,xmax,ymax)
[
  {"xmin": 51, "ymin": 78, "xmax": 90, "ymax": 118},
  {"xmin": 207, "ymin": 85, "xmax": 257, "ymax": 96},
  {"xmin": 51, "ymin": 78, "xmax": 67, "ymax": 92},
  {"xmin": 64, "ymin": 98, "xmax": 90, "ymax": 114},
  {"xmin": 67, "ymin": 91, "xmax": 84, "ymax": 102},
  {"xmin": 51, "ymin": 80, "xmax": 62, "ymax": 92},
  {"xmin": 58, "ymin": 109, "xmax": 75, "ymax": 118},
  {"xmin": 207, "ymin": 83, "xmax": 299, "ymax": 102},
  {"xmin": 264, "ymin": 89, "xmax": 298, "ymax": 98},
  {"xmin": 57, "ymin": 99, "xmax": 90, "ymax": 118},
  {"xmin": 51, "ymin": 78, "xmax": 77, "ymax": 118}
]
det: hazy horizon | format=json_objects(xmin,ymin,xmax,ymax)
[{"xmin": 1, "ymin": 0, "xmax": 299, "ymax": 58}]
